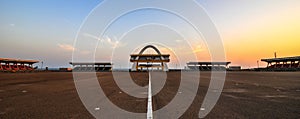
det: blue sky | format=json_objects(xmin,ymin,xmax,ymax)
[
  {"xmin": 0, "ymin": 0, "xmax": 101, "ymax": 67},
  {"xmin": 1, "ymin": 0, "xmax": 299, "ymax": 68}
]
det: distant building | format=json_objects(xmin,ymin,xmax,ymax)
[
  {"xmin": 59, "ymin": 68, "xmax": 72, "ymax": 72},
  {"xmin": 187, "ymin": 62, "xmax": 231, "ymax": 71},
  {"xmin": 69, "ymin": 62, "xmax": 112, "ymax": 72},
  {"xmin": 261, "ymin": 56, "xmax": 300, "ymax": 71},
  {"xmin": 0, "ymin": 58, "xmax": 39, "ymax": 72},
  {"xmin": 228, "ymin": 66, "xmax": 242, "ymax": 71}
]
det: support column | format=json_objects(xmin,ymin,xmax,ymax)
[
  {"xmin": 8, "ymin": 63, "xmax": 11, "ymax": 71},
  {"xmin": 161, "ymin": 62, "xmax": 164, "ymax": 71},
  {"xmin": 290, "ymin": 61, "xmax": 293, "ymax": 68},
  {"xmin": 136, "ymin": 62, "xmax": 139, "ymax": 71}
]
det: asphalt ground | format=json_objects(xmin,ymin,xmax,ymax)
[{"xmin": 0, "ymin": 71, "xmax": 299, "ymax": 118}]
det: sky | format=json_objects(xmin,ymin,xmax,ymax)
[{"xmin": 0, "ymin": 0, "xmax": 299, "ymax": 69}]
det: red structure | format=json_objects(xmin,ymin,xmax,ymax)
[
  {"xmin": 261, "ymin": 56, "xmax": 300, "ymax": 71},
  {"xmin": 0, "ymin": 58, "xmax": 39, "ymax": 72}
]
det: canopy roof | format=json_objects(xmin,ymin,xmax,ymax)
[
  {"xmin": 187, "ymin": 62, "xmax": 231, "ymax": 65},
  {"xmin": 0, "ymin": 58, "xmax": 39, "ymax": 64},
  {"xmin": 130, "ymin": 54, "xmax": 170, "ymax": 57},
  {"xmin": 69, "ymin": 62, "xmax": 112, "ymax": 65},
  {"xmin": 130, "ymin": 54, "xmax": 170, "ymax": 62},
  {"xmin": 261, "ymin": 56, "xmax": 300, "ymax": 63}
]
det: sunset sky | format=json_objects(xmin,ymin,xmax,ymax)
[{"xmin": 0, "ymin": 0, "xmax": 299, "ymax": 69}]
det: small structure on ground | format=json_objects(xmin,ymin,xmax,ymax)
[
  {"xmin": 59, "ymin": 68, "xmax": 72, "ymax": 72},
  {"xmin": 228, "ymin": 66, "xmax": 242, "ymax": 71}
]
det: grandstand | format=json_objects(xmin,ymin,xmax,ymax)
[
  {"xmin": 261, "ymin": 56, "xmax": 300, "ymax": 71},
  {"xmin": 0, "ymin": 58, "xmax": 39, "ymax": 72},
  {"xmin": 69, "ymin": 62, "xmax": 112, "ymax": 72},
  {"xmin": 130, "ymin": 45, "xmax": 170, "ymax": 71},
  {"xmin": 187, "ymin": 62, "xmax": 231, "ymax": 71}
]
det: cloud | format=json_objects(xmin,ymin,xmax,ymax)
[
  {"xmin": 57, "ymin": 43, "xmax": 75, "ymax": 51},
  {"xmin": 10, "ymin": 24, "xmax": 15, "ymax": 27},
  {"xmin": 83, "ymin": 33, "xmax": 100, "ymax": 41},
  {"xmin": 57, "ymin": 43, "xmax": 91, "ymax": 55},
  {"xmin": 193, "ymin": 45, "xmax": 204, "ymax": 53},
  {"xmin": 83, "ymin": 33, "xmax": 126, "ymax": 49},
  {"xmin": 80, "ymin": 50, "xmax": 90, "ymax": 55},
  {"xmin": 105, "ymin": 37, "xmax": 126, "ymax": 49},
  {"xmin": 175, "ymin": 39, "xmax": 183, "ymax": 43}
]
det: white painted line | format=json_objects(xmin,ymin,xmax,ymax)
[
  {"xmin": 147, "ymin": 72, "xmax": 153, "ymax": 119},
  {"xmin": 94, "ymin": 107, "xmax": 100, "ymax": 111}
]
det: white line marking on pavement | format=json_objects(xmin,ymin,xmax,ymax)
[{"xmin": 147, "ymin": 72, "xmax": 153, "ymax": 119}]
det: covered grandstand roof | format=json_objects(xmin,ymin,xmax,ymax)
[
  {"xmin": 187, "ymin": 62, "xmax": 231, "ymax": 65},
  {"xmin": 69, "ymin": 62, "xmax": 112, "ymax": 65},
  {"xmin": 0, "ymin": 58, "xmax": 39, "ymax": 64},
  {"xmin": 130, "ymin": 54, "xmax": 170, "ymax": 63},
  {"xmin": 130, "ymin": 54, "xmax": 170, "ymax": 57},
  {"xmin": 261, "ymin": 56, "xmax": 300, "ymax": 62}
]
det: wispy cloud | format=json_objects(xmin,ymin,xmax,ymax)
[
  {"xmin": 193, "ymin": 45, "xmax": 204, "ymax": 53},
  {"xmin": 175, "ymin": 39, "xmax": 183, "ymax": 43},
  {"xmin": 105, "ymin": 37, "xmax": 126, "ymax": 48},
  {"xmin": 10, "ymin": 24, "xmax": 15, "ymax": 27},
  {"xmin": 79, "ymin": 50, "xmax": 90, "ymax": 55},
  {"xmin": 57, "ymin": 43, "xmax": 91, "ymax": 55},
  {"xmin": 57, "ymin": 43, "xmax": 75, "ymax": 51},
  {"xmin": 83, "ymin": 33, "xmax": 126, "ymax": 49},
  {"xmin": 83, "ymin": 33, "xmax": 100, "ymax": 41}
]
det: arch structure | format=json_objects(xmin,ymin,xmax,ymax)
[{"xmin": 130, "ymin": 45, "xmax": 170, "ymax": 71}]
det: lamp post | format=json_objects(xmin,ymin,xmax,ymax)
[{"xmin": 41, "ymin": 61, "xmax": 43, "ymax": 70}]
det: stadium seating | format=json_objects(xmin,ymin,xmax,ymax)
[
  {"xmin": 19, "ymin": 65, "xmax": 27, "ymax": 71},
  {"xmin": 292, "ymin": 63, "xmax": 299, "ymax": 68},
  {"xmin": 11, "ymin": 65, "xmax": 19, "ymax": 71},
  {"xmin": 3, "ymin": 65, "xmax": 11, "ymax": 71}
]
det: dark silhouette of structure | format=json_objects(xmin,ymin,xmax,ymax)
[
  {"xmin": 187, "ymin": 62, "xmax": 231, "ymax": 71},
  {"xmin": 130, "ymin": 45, "xmax": 170, "ymax": 71},
  {"xmin": 261, "ymin": 56, "xmax": 300, "ymax": 71},
  {"xmin": 70, "ymin": 62, "xmax": 112, "ymax": 72},
  {"xmin": 228, "ymin": 66, "xmax": 242, "ymax": 71}
]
